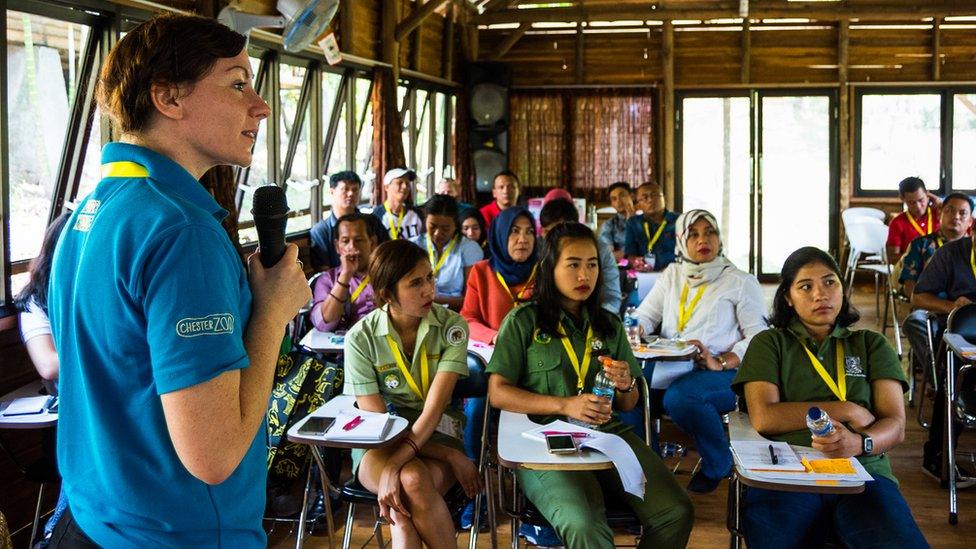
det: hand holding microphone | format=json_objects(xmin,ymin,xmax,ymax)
[{"xmin": 248, "ymin": 186, "xmax": 310, "ymax": 327}]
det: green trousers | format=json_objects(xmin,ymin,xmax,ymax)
[{"xmin": 516, "ymin": 429, "xmax": 694, "ymax": 549}]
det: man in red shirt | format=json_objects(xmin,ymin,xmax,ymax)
[
  {"xmin": 886, "ymin": 176, "xmax": 943, "ymax": 263},
  {"xmin": 480, "ymin": 170, "xmax": 520, "ymax": 229}
]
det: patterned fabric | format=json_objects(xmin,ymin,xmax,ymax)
[
  {"xmin": 898, "ymin": 233, "xmax": 942, "ymax": 284},
  {"xmin": 266, "ymin": 350, "xmax": 344, "ymax": 484}
]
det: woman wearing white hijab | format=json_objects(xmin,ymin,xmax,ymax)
[{"xmin": 633, "ymin": 209, "xmax": 767, "ymax": 494}]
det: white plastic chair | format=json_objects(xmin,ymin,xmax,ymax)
[
  {"xmin": 841, "ymin": 207, "xmax": 886, "ymax": 281},
  {"xmin": 845, "ymin": 220, "xmax": 902, "ymax": 355}
]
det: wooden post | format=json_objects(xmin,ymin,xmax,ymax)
[
  {"xmin": 933, "ymin": 17, "xmax": 942, "ymax": 81},
  {"xmin": 741, "ymin": 18, "xmax": 751, "ymax": 84},
  {"xmin": 575, "ymin": 22, "xmax": 584, "ymax": 84},
  {"xmin": 381, "ymin": 0, "xmax": 400, "ymax": 78},
  {"xmin": 493, "ymin": 22, "xmax": 528, "ymax": 59},
  {"xmin": 662, "ymin": 21, "xmax": 675, "ymax": 208},
  {"xmin": 413, "ymin": 1, "xmax": 423, "ymax": 72},
  {"xmin": 469, "ymin": 23, "xmax": 480, "ymax": 61},
  {"xmin": 444, "ymin": 4, "xmax": 455, "ymax": 79},
  {"xmin": 838, "ymin": 20, "xmax": 850, "ymax": 215},
  {"xmin": 396, "ymin": 0, "xmax": 450, "ymax": 42},
  {"xmin": 339, "ymin": 0, "xmax": 353, "ymax": 54}
]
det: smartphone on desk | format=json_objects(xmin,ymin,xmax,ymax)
[
  {"xmin": 298, "ymin": 417, "xmax": 334, "ymax": 436},
  {"xmin": 545, "ymin": 434, "xmax": 578, "ymax": 454}
]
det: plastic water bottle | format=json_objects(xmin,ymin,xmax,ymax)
[
  {"xmin": 624, "ymin": 307, "xmax": 641, "ymax": 348},
  {"xmin": 592, "ymin": 368, "xmax": 616, "ymax": 405},
  {"xmin": 806, "ymin": 406, "xmax": 836, "ymax": 437}
]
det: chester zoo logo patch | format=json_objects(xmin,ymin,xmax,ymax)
[
  {"xmin": 844, "ymin": 356, "xmax": 865, "ymax": 378},
  {"xmin": 446, "ymin": 325, "xmax": 466, "ymax": 346},
  {"xmin": 175, "ymin": 313, "xmax": 235, "ymax": 338}
]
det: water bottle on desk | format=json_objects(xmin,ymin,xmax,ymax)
[
  {"xmin": 624, "ymin": 307, "xmax": 641, "ymax": 348},
  {"xmin": 567, "ymin": 358, "xmax": 616, "ymax": 427},
  {"xmin": 806, "ymin": 406, "xmax": 836, "ymax": 437}
]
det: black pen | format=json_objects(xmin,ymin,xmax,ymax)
[{"xmin": 768, "ymin": 444, "xmax": 778, "ymax": 465}]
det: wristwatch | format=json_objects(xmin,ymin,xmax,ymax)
[
  {"xmin": 616, "ymin": 376, "xmax": 638, "ymax": 393},
  {"xmin": 859, "ymin": 432, "xmax": 874, "ymax": 456}
]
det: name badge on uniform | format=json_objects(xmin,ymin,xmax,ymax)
[{"xmin": 435, "ymin": 412, "xmax": 462, "ymax": 439}]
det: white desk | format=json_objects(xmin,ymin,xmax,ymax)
[
  {"xmin": 496, "ymin": 410, "xmax": 613, "ymax": 471},
  {"xmin": 299, "ymin": 330, "xmax": 346, "ymax": 353},
  {"xmin": 728, "ymin": 411, "xmax": 864, "ymax": 493},
  {"xmin": 632, "ymin": 339, "xmax": 697, "ymax": 361},
  {"xmin": 288, "ymin": 395, "xmax": 409, "ymax": 449},
  {"xmin": 0, "ymin": 380, "xmax": 58, "ymax": 430},
  {"xmin": 635, "ymin": 272, "xmax": 661, "ymax": 303}
]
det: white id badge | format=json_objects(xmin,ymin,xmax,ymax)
[{"xmin": 435, "ymin": 412, "xmax": 462, "ymax": 439}]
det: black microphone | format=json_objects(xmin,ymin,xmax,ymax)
[{"xmin": 252, "ymin": 185, "xmax": 290, "ymax": 268}]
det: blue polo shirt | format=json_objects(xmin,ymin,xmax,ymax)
[
  {"xmin": 409, "ymin": 234, "xmax": 484, "ymax": 296},
  {"xmin": 48, "ymin": 143, "xmax": 265, "ymax": 547}
]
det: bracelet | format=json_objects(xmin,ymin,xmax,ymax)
[
  {"xmin": 718, "ymin": 354, "xmax": 729, "ymax": 370},
  {"xmin": 335, "ymin": 279, "xmax": 350, "ymax": 288},
  {"xmin": 329, "ymin": 292, "xmax": 347, "ymax": 303},
  {"xmin": 616, "ymin": 376, "xmax": 638, "ymax": 393},
  {"xmin": 403, "ymin": 437, "xmax": 420, "ymax": 456}
]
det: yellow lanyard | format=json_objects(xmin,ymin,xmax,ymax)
[
  {"xmin": 557, "ymin": 323, "xmax": 594, "ymax": 394},
  {"xmin": 495, "ymin": 264, "xmax": 537, "ymax": 302},
  {"xmin": 970, "ymin": 244, "xmax": 976, "ymax": 281},
  {"xmin": 677, "ymin": 283, "xmax": 707, "ymax": 333},
  {"xmin": 350, "ymin": 276, "xmax": 370, "ymax": 303},
  {"xmin": 385, "ymin": 202, "xmax": 405, "ymax": 239},
  {"xmin": 936, "ymin": 236, "xmax": 945, "ymax": 248},
  {"xmin": 385, "ymin": 335, "xmax": 430, "ymax": 400},
  {"xmin": 906, "ymin": 207, "xmax": 933, "ymax": 238},
  {"xmin": 427, "ymin": 236, "xmax": 459, "ymax": 277},
  {"xmin": 643, "ymin": 219, "xmax": 667, "ymax": 253},
  {"xmin": 799, "ymin": 338, "xmax": 847, "ymax": 402}
]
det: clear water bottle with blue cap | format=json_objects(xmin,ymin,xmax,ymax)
[
  {"xmin": 592, "ymin": 367, "xmax": 616, "ymax": 405},
  {"xmin": 624, "ymin": 306, "xmax": 641, "ymax": 348},
  {"xmin": 806, "ymin": 406, "xmax": 836, "ymax": 437}
]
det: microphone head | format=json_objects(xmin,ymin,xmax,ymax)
[{"xmin": 252, "ymin": 185, "xmax": 290, "ymax": 218}]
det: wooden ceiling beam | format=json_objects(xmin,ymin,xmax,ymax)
[
  {"xmin": 482, "ymin": 0, "xmax": 516, "ymax": 12},
  {"xmin": 492, "ymin": 22, "xmax": 529, "ymax": 59},
  {"xmin": 475, "ymin": 3, "xmax": 976, "ymax": 24},
  {"xmin": 396, "ymin": 0, "xmax": 451, "ymax": 42}
]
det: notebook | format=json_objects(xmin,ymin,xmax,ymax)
[
  {"xmin": 731, "ymin": 440, "xmax": 807, "ymax": 472},
  {"xmin": 1, "ymin": 396, "xmax": 50, "ymax": 417},
  {"xmin": 322, "ymin": 411, "xmax": 394, "ymax": 441}
]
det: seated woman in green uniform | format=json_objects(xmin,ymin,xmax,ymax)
[
  {"xmin": 732, "ymin": 246, "xmax": 927, "ymax": 549},
  {"xmin": 487, "ymin": 222, "xmax": 694, "ymax": 549},
  {"xmin": 344, "ymin": 240, "xmax": 482, "ymax": 549}
]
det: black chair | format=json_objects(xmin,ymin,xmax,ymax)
[
  {"xmin": 494, "ymin": 377, "xmax": 653, "ymax": 548},
  {"xmin": 338, "ymin": 352, "xmax": 492, "ymax": 548},
  {"xmin": 941, "ymin": 303, "xmax": 976, "ymax": 524}
]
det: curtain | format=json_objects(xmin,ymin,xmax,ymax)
[
  {"xmin": 370, "ymin": 66, "xmax": 406, "ymax": 206},
  {"xmin": 454, "ymin": 86, "xmax": 476, "ymax": 203},
  {"xmin": 509, "ymin": 92, "xmax": 566, "ymax": 197},
  {"xmin": 572, "ymin": 90, "xmax": 655, "ymax": 202}
]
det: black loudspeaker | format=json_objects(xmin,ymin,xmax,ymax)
[{"xmin": 467, "ymin": 62, "xmax": 511, "ymax": 193}]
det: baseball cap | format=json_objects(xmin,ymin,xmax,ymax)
[{"xmin": 383, "ymin": 167, "xmax": 417, "ymax": 186}]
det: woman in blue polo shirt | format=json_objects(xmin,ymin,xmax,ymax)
[{"xmin": 410, "ymin": 194, "xmax": 483, "ymax": 311}]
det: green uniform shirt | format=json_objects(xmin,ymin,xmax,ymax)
[
  {"xmin": 732, "ymin": 320, "xmax": 909, "ymax": 483},
  {"xmin": 344, "ymin": 304, "xmax": 469, "ymax": 426},
  {"xmin": 487, "ymin": 304, "xmax": 642, "ymax": 430}
]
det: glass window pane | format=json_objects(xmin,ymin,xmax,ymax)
[
  {"xmin": 355, "ymin": 77, "xmax": 374, "ymax": 187},
  {"xmin": 238, "ymin": 55, "xmax": 268, "ymax": 244},
  {"xmin": 280, "ymin": 63, "xmax": 310, "ymax": 233},
  {"xmin": 7, "ymin": 11, "xmax": 92, "ymax": 261},
  {"xmin": 952, "ymin": 94, "xmax": 976, "ymax": 192},
  {"xmin": 414, "ymin": 90, "xmax": 431, "ymax": 204},
  {"xmin": 321, "ymin": 71, "xmax": 343, "ymax": 208},
  {"xmin": 859, "ymin": 93, "xmax": 941, "ymax": 192},
  {"xmin": 680, "ymin": 97, "xmax": 751, "ymax": 272},
  {"xmin": 434, "ymin": 92, "xmax": 447, "ymax": 183},
  {"xmin": 74, "ymin": 105, "xmax": 103, "ymax": 201}
]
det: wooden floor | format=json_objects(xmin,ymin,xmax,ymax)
[{"xmin": 269, "ymin": 285, "xmax": 976, "ymax": 548}]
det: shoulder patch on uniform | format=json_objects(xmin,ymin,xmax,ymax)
[
  {"xmin": 591, "ymin": 338, "xmax": 604, "ymax": 351},
  {"xmin": 533, "ymin": 328, "xmax": 552, "ymax": 344},
  {"xmin": 844, "ymin": 356, "xmax": 865, "ymax": 378},
  {"xmin": 384, "ymin": 373, "xmax": 401, "ymax": 389},
  {"xmin": 73, "ymin": 213, "xmax": 95, "ymax": 233},
  {"xmin": 446, "ymin": 325, "xmax": 466, "ymax": 346},
  {"xmin": 175, "ymin": 313, "xmax": 235, "ymax": 338},
  {"xmin": 81, "ymin": 199, "xmax": 101, "ymax": 214}
]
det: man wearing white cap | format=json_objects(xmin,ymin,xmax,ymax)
[{"xmin": 373, "ymin": 166, "xmax": 424, "ymax": 240}]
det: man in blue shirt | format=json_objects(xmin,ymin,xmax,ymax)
[
  {"xmin": 309, "ymin": 170, "xmax": 389, "ymax": 270},
  {"xmin": 624, "ymin": 182, "xmax": 679, "ymax": 271},
  {"xmin": 47, "ymin": 16, "xmax": 309, "ymax": 547}
]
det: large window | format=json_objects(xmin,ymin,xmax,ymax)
[
  {"xmin": 952, "ymin": 93, "xmax": 976, "ymax": 192},
  {"xmin": 279, "ymin": 61, "xmax": 312, "ymax": 234},
  {"xmin": 7, "ymin": 9, "xmax": 97, "ymax": 293},
  {"xmin": 399, "ymin": 82, "xmax": 456, "ymax": 204}
]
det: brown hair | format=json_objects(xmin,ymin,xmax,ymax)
[
  {"xmin": 96, "ymin": 13, "xmax": 247, "ymax": 133},
  {"xmin": 368, "ymin": 240, "xmax": 429, "ymax": 306}
]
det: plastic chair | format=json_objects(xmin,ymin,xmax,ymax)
[
  {"xmin": 338, "ymin": 353, "xmax": 492, "ymax": 549},
  {"xmin": 841, "ymin": 208, "xmax": 886, "ymax": 280},
  {"xmin": 494, "ymin": 377, "xmax": 653, "ymax": 548},
  {"xmin": 845, "ymin": 220, "xmax": 902, "ymax": 356},
  {"xmin": 941, "ymin": 304, "xmax": 976, "ymax": 524}
]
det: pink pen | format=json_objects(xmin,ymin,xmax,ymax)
[
  {"xmin": 342, "ymin": 416, "xmax": 364, "ymax": 431},
  {"xmin": 542, "ymin": 430, "xmax": 591, "ymax": 439}
]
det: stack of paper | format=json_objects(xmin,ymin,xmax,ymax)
[
  {"xmin": 322, "ymin": 410, "xmax": 392, "ymax": 441},
  {"xmin": 1, "ymin": 396, "xmax": 49, "ymax": 417},
  {"xmin": 522, "ymin": 420, "xmax": 647, "ymax": 500},
  {"xmin": 731, "ymin": 441, "xmax": 806, "ymax": 472}
]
